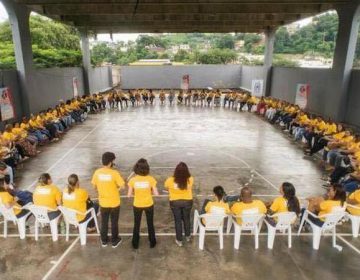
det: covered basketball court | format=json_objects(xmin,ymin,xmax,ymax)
[{"xmin": 1, "ymin": 1, "xmax": 360, "ymax": 279}]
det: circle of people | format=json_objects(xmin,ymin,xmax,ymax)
[{"xmin": 0, "ymin": 88, "xmax": 359, "ymax": 250}]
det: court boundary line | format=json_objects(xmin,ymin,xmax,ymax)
[
  {"xmin": 42, "ymin": 236, "xmax": 80, "ymax": 280},
  {"xmin": 337, "ymin": 235, "xmax": 360, "ymax": 255},
  {"xmin": 25, "ymin": 120, "xmax": 105, "ymax": 190}
]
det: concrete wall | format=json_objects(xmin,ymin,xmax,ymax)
[
  {"xmin": 270, "ymin": 67, "xmax": 334, "ymax": 116},
  {"xmin": 28, "ymin": 67, "xmax": 85, "ymax": 113},
  {"xmin": 345, "ymin": 70, "xmax": 360, "ymax": 127},
  {"xmin": 0, "ymin": 69, "xmax": 23, "ymax": 122},
  {"xmin": 120, "ymin": 65, "xmax": 241, "ymax": 89},
  {"xmin": 240, "ymin": 66, "xmax": 265, "ymax": 91},
  {"xmin": 89, "ymin": 66, "xmax": 113, "ymax": 93}
]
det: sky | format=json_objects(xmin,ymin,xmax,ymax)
[{"xmin": 0, "ymin": 1, "xmax": 313, "ymax": 43}]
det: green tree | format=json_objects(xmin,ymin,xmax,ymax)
[{"xmin": 214, "ymin": 34, "xmax": 235, "ymax": 49}]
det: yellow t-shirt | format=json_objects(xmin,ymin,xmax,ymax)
[
  {"xmin": 164, "ymin": 176, "xmax": 193, "ymax": 201},
  {"xmin": 0, "ymin": 191, "xmax": 21, "ymax": 215},
  {"xmin": 270, "ymin": 197, "xmax": 288, "ymax": 213},
  {"xmin": 12, "ymin": 127, "xmax": 27, "ymax": 139},
  {"xmin": 20, "ymin": 123, "xmax": 29, "ymax": 130},
  {"xmin": 62, "ymin": 187, "xmax": 88, "ymax": 221},
  {"xmin": 33, "ymin": 184, "xmax": 62, "ymax": 210},
  {"xmin": 324, "ymin": 124, "xmax": 337, "ymax": 135},
  {"xmin": 348, "ymin": 190, "xmax": 360, "ymax": 216},
  {"xmin": 318, "ymin": 200, "xmax": 341, "ymax": 220},
  {"xmin": 205, "ymin": 200, "xmax": 230, "ymax": 214},
  {"xmin": 333, "ymin": 132, "xmax": 345, "ymax": 141},
  {"xmin": 128, "ymin": 175, "xmax": 157, "ymax": 208},
  {"xmin": 91, "ymin": 167, "xmax": 125, "ymax": 208},
  {"xmin": 2, "ymin": 131, "xmax": 16, "ymax": 142},
  {"xmin": 340, "ymin": 136, "xmax": 354, "ymax": 145},
  {"xmin": 231, "ymin": 200, "xmax": 267, "ymax": 224}
]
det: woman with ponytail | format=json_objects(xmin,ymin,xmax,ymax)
[
  {"xmin": 268, "ymin": 182, "xmax": 301, "ymax": 215},
  {"xmin": 62, "ymin": 174, "xmax": 98, "ymax": 232}
]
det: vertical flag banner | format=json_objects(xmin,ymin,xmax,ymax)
[
  {"xmin": 0, "ymin": 87, "xmax": 15, "ymax": 121},
  {"xmin": 73, "ymin": 77, "xmax": 79, "ymax": 97},
  {"xmin": 251, "ymin": 79, "xmax": 264, "ymax": 97},
  {"xmin": 295, "ymin": 84, "xmax": 310, "ymax": 109},
  {"xmin": 181, "ymin": 74, "xmax": 190, "ymax": 90}
]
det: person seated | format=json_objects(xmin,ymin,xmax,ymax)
[
  {"xmin": 0, "ymin": 182, "xmax": 30, "ymax": 218},
  {"xmin": 62, "ymin": 174, "xmax": 98, "ymax": 232},
  {"xmin": 347, "ymin": 188, "xmax": 360, "ymax": 216},
  {"xmin": 301, "ymin": 183, "xmax": 346, "ymax": 228},
  {"xmin": 33, "ymin": 173, "xmax": 61, "ymax": 220},
  {"xmin": 231, "ymin": 187, "xmax": 267, "ymax": 225},
  {"xmin": 201, "ymin": 185, "xmax": 230, "ymax": 215},
  {"xmin": 0, "ymin": 161, "xmax": 14, "ymax": 184}
]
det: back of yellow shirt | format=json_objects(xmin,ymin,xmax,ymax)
[
  {"xmin": 348, "ymin": 191, "xmax": 360, "ymax": 216},
  {"xmin": 205, "ymin": 200, "xmax": 230, "ymax": 214},
  {"xmin": 0, "ymin": 191, "xmax": 21, "ymax": 215},
  {"xmin": 231, "ymin": 200, "xmax": 267, "ymax": 224},
  {"xmin": 164, "ymin": 176, "xmax": 193, "ymax": 201},
  {"xmin": 91, "ymin": 167, "xmax": 125, "ymax": 207},
  {"xmin": 62, "ymin": 187, "xmax": 88, "ymax": 221},
  {"xmin": 33, "ymin": 184, "xmax": 61, "ymax": 210},
  {"xmin": 128, "ymin": 175, "xmax": 157, "ymax": 208},
  {"xmin": 270, "ymin": 197, "xmax": 288, "ymax": 213},
  {"xmin": 318, "ymin": 200, "xmax": 341, "ymax": 220}
]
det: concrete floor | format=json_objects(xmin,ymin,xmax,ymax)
[{"xmin": 1, "ymin": 104, "xmax": 359, "ymax": 279}]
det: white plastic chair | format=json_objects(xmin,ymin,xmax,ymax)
[
  {"xmin": 59, "ymin": 206, "xmax": 99, "ymax": 245},
  {"xmin": 0, "ymin": 201, "xmax": 31, "ymax": 239},
  {"xmin": 228, "ymin": 208, "xmax": 265, "ymax": 249},
  {"xmin": 28, "ymin": 205, "xmax": 61, "ymax": 242},
  {"xmin": 264, "ymin": 212, "xmax": 297, "ymax": 249},
  {"xmin": 297, "ymin": 206, "xmax": 346, "ymax": 251},
  {"xmin": 193, "ymin": 209, "xmax": 227, "ymax": 250},
  {"xmin": 346, "ymin": 204, "xmax": 360, "ymax": 238}
]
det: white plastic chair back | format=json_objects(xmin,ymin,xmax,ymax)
[
  {"xmin": 321, "ymin": 207, "xmax": 345, "ymax": 231},
  {"xmin": 201, "ymin": 212, "xmax": 226, "ymax": 230},
  {"xmin": 58, "ymin": 206, "xmax": 79, "ymax": 226},
  {"xmin": 239, "ymin": 208, "xmax": 263, "ymax": 230},
  {"xmin": 0, "ymin": 200, "xmax": 17, "ymax": 222},
  {"xmin": 28, "ymin": 205, "xmax": 51, "ymax": 223},
  {"xmin": 274, "ymin": 212, "xmax": 297, "ymax": 230}
]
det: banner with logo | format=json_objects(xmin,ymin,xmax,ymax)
[
  {"xmin": 295, "ymin": 84, "xmax": 310, "ymax": 109},
  {"xmin": 0, "ymin": 87, "xmax": 16, "ymax": 121},
  {"xmin": 181, "ymin": 74, "xmax": 190, "ymax": 90},
  {"xmin": 251, "ymin": 79, "xmax": 264, "ymax": 97},
  {"xmin": 73, "ymin": 77, "xmax": 79, "ymax": 97}
]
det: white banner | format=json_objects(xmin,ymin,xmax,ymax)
[
  {"xmin": 251, "ymin": 79, "xmax": 264, "ymax": 97},
  {"xmin": 0, "ymin": 87, "xmax": 15, "ymax": 121},
  {"xmin": 295, "ymin": 84, "xmax": 310, "ymax": 109}
]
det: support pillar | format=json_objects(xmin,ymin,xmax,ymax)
[
  {"xmin": 263, "ymin": 28, "xmax": 276, "ymax": 97},
  {"xmin": 80, "ymin": 31, "xmax": 91, "ymax": 94},
  {"xmin": 2, "ymin": 0, "xmax": 33, "ymax": 116},
  {"xmin": 330, "ymin": 1, "xmax": 360, "ymax": 121}
]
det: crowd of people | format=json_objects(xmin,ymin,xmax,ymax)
[{"xmin": 0, "ymin": 88, "xmax": 359, "ymax": 250}]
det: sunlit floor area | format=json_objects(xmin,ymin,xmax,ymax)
[{"xmin": 1, "ymin": 104, "xmax": 359, "ymax": 280}]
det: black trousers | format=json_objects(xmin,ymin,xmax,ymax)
[
  {"xmin": 170, "ymin": 200, "xmax": 193, "ymax": 242},
  {"xmin": 132, "ymin": 205, "xmax": 156, "ymax": 248},
  {"xmin": 100, "ymin": 206, "xmax": 120, "ymax": 243}
]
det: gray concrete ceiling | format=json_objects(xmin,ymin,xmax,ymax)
[{"xmin": 14, "ymin": 0, "xmax": 349, "ymax": 33}]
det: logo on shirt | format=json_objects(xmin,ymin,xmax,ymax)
[
  {"xmin": 36, "ymin": 188, "xmax": 51, "ymax": 195},
  {"xmin": 134, "ymin": 182, "xmax": 150, "ymax": 189},
  {"xmin": 63, "ymin": 192, "xmax": 76, "ymax": 201},
  {"xmin": 98, "ymin": 174, "xmax": 112, "ymax": 181}
]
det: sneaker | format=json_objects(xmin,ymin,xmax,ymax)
[
  {"xmin": 112, "ymin": 238, "xmax": 122, "ymax": 248},
  {"xmin": 185, "ymin": 236, "xmax": 191, "ymax": 242},
  {"xmin": 175, "ymin": 239, "xmax": 183, "ymax": 247},
  {"xmin": 101, "ymin": 241, "xmax": 108, "ymax": 248}
]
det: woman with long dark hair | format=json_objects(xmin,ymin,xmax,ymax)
[
  {"xmin": 165, "ymin": 162, "xmax": 194, "ymax": 247},
  {"xmin": 268, "ymin": 182, "xmax": 301, "ymax": 215}
]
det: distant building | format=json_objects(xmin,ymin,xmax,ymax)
[
  {"xmin": 234, "ymin": 40, "xmax": 245, "ymax": 50},
  {"xmin": 145, "ymin": 44, "xmax": 166, "ymax": 53},
  {"xmin": 170, "ymin": 44, "xmax": 191, "ymax": 54}
]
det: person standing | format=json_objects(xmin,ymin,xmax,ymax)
[
  {"xmin": 91, "ymin": 152, "xmax": 125, "ymax": 248},
  {"xmin": 164, "ymin": 162, "xmax": 194, "ymax": 247},
  {"xmin": 128, "ymin": 158, "xmax": 158, "ymax": 249}
]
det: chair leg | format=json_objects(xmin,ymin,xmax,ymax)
[
  {"xmin": 218, "ymin": 228, "xmax": 224, "ymax": 250},
  {"xmin": 50, "ymin": 220, "xmax": 58, "ymax": 242},
  {"xmin": 298, "ymin": 212, "xmax": 308, "ymax": 235},
  {"xmin": 65, "ymin": 222, "xmax": 70, "ymax": 242},
  {"xmin": 332, "ymin": 227, "xmax": 343, "ymax": 251},
  {"xmin": 350, "ymin": 217, "xmax": 360, "ymax": 238},
  {"xmin": 254, "ymin": 227, "xmax": 259, "ymax": 249},
  {"xmin": 17, "ymin": 219, "xmax": 26, "ymax": 240},
  {"xmin": 3, "ymin": 220, "xmax": 7, "ymax": 238},
  {"xmin": 79, "ymin": 224, "xmax": 87, "ymax": 246},
  {"xmin": 193, "ymin": 210, "xmax": 199, "ymax": 235},
  {"xmin": 234, "ymin": 226, "xmax": 241, "ymax": 250},
  {"xmin": 288, "ymin": 227, "xmax": 292, "ymax": 249},
  {"xmin": 199, "ymin": 227, "xmax": 205, "ymax": 250},
  {"xmin": 35, "ymin": 220, "xmax": 39, "ymax": 241},
  {"xmin": 267, "ymin": 226, "xmax": 276, "ymax": 249},
  {"xmin": 226, "ymin": 216, "xmax": 232, "ymax": 234},
  {"xmin": 312, "ymin": 227, "xmax": 321, "ymax": 250}
]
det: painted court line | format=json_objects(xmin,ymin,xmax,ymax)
[
  {"xmin": 25, "ymin": 120, "xmax": 105, "ymax": 191},
  {"xmin": 42, "ymin": 236, "xmax": 80, "ymax": 280},
  {"xmin": 337, "ymin": 235, "xmax": 360, "ymax": 255}
]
